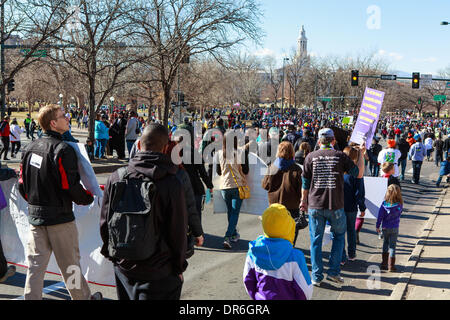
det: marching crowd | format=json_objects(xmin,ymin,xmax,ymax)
[{"xmin": 0, "ymin": 104, "xmax": 450, "ymax": 301}]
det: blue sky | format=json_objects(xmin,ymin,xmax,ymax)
[{"xmin": 245, "ymin": 0, "xmax": 450, "ymax": 75}]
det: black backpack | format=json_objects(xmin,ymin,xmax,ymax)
[{"xmin": 107, "ymin": 167, "xmax": 158, "ymax": 261}]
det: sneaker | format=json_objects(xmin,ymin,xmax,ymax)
[
  {"xmin": 327, "ymin": 275, "xmax": 345, "ymax": 284},
  {"xmin": 223, "ymin": 237, "xmax": 232, "ymax": 250},
  {"xmin": 311, "ymin": 279, "xmax": 322, "ymax": 287},
  {"xmin": 0, "ymin": 265, "xmax": 16, "ymax": 283},
  {"xmin": 90, "ymin": 292, "xmax": 103, "ymax": 300},
  {"xmin": 231, "ymin": 233, "xmax": 240, "ymax": 243}
]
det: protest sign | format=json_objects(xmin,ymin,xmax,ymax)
[
  {"xmin": 0, "ymin": 178, "xmax": 116, "ymax": 286},
  {"xmin": 350, "ymin": 87, "xmax": 385, "ymax": 149},
  {"xmin": 323, "ymin": 177, "xmax": 387, "ymax": 246}
]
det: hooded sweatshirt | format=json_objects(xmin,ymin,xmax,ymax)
[
  {"xmin": 243, "ymin": 236, "xmax": 313, "ymax": 300},
  {"xmin": 100, "ymin": 151, "xmax": 188, "ymax": 281},
  {"xmin": 376, "ymin": 201, "xmax": 403, "ymax": 229}
]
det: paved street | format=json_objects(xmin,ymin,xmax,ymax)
[{"xmin": 0, "ymin": 128, "xmax": 447, "ymax": 300}]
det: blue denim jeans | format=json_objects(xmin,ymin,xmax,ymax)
[
  {"xmin": 399, "ymin": 159, "xmax": 407, "ymax": 180},
  {"xmin": 382, "ymin": 228, "xmax": 399, "ymax": 257},
  {"xmin": 221, "ymin": 188, "xmax": 243, "ymax": 238},
  {"xmin": 308, "ymin": 208, "xmax": 347, "ymax": 281},
  {"xmin": 126, "ymin": 140, "xmax": 136, "ymax": 157},
  {"xmin": 369, "ymin": 162, "xmax": 380, "ymax": 177},
  {"xmin": 342, "ymin": 211, "xmax": 357, "ymax": 262},
  {"xmin": 412, "ymin": 161, "xmax": 423, "ymax": 183},
  {"xmin": 95, "ymin": 139, "xmax": 107, "ymax": 158}
]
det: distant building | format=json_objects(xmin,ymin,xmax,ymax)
[{"xmin": 297, "ymin": 25, "xmax": 308, "ymax": 58}]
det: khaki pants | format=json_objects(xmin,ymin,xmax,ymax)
[{"xmin": 24, "ymin": 221, "xmax": 91, "ymax": 300}]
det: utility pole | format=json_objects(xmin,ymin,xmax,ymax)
[{"xmin": 1, "ymin": 1, "xmax": 5, "ymax": 120}]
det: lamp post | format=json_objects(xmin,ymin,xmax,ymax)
[
  {"xmin": 59, "ymin": 93, "xmax": 63, "ymax": 108},
  {"xmin": 110, "ymin": 96, "xmax": 115, "ymax": 114},
  {"xmin": 281, "ymin": 57, "xmax": 289, "ymax": 113}
]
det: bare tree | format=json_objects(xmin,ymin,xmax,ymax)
[
  {"xmin": 46, "ymin": 0, "xmax": 148, "ymax": 141},
  {"xmin": 131, "ymin": 0, "xmax": 263, "ymax": 126},
  {"xmin": 1, "ymin": 0, "xmax": 73, "ymax": 118}
]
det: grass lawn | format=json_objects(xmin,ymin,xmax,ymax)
[{"xmin": 7, "ymin": 111, "xmax": 40, "ymax": 124}]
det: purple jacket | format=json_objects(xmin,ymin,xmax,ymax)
[{"xmin": 376, "ymin": 202, "xmax": 402, "ymax": 229}]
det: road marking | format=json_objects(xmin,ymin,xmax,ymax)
[{"xmin": 11, "ymin": 281, "xmax": 66, "ymax": 300}]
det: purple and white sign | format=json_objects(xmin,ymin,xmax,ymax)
[{"xmin": 350, "ymin": 87, "xmax": 385, "ymax": 149}]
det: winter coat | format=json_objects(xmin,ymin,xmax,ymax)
[
  {"xmin": 100, "ymin": 151, "xmax": 188, "ymax": 281},
  {"xmin": 376, "ymin": 202, "xmax": 403, "ymax": 229},
  {"xmin": 243, "ymin": 236, "xmax": 313, "ymax": 300},
  {"xmin": 262, "ymin": 158, "xmax": 302, "ymax": 210},
  {"xmin": 94, "ymin": 120, "xmax": 109, "ymax": 140}
]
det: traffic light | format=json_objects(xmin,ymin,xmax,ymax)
[
  {"xmin": 7, "ymin": 79, "xmax": 15, "ymax": 93},
  {"xmin": 412, "ymin": 72, "xmax": 420, "ymax": 89},
  {"xmin": 351, "ymin": 70, "xmax": 359, "ymax": 87}
]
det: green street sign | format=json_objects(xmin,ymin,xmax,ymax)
[
  {"xmin": 434, "ymin": 95, "xmax": 447, "ymax": 102},
  {"xmin": 21, "ymin": 49, "xmax": 47, "ymax": 57},
  {"xmin": 320, "ymin": 97, "xmax": 331, "ymax": 102}
]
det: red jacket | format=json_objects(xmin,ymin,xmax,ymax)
[{"xmin": 0, "ymin": 121, "xmax": 10, "ymax": 137}]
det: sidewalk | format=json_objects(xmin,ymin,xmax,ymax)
[{"xmin": 395, "ymin": 185, "xmax": 450, "ymax": 300}]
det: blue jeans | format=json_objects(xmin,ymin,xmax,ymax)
[
  {"xmin": 412, "ymin": 161, "xmax": 423, "ymax": 183},
  {"xmin": 399, "ymin": 159, "xmax": 407, "ymax": 180},
  {"xmin": 382, "ymin": 228, "xmax": 399, "ymax": 257},
  {"xmin": 308, "ymin": 208, "xmax": 346, "ymax": 281},
  {"xmin": 369, "ymin": 162, "xmax": 380, "ymax": 177},
  {"xmin": 126, "ymin": 140, "xmax": 136, "ymax": 157},
  {"xmin": 95, "ymin": 139, "xmax": 107, "ymax": 158},
  {"xmin": 342, "ymin": 211, "xmax": 357, "ymax": 262},
  {"xmin": 221, "ymin": 188, "xmax": 243, "ymax": 238}
]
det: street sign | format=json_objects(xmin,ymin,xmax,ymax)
[
  {"xmin": 422, "ymin": 74, "xmax": 433, "ymax": 86},
  {"xmin": 380, "ymin": 74, "xmax": 397, "ymax": 81},
  {"xmin": 434, "ymin": 95, "xmax": 447, "ymax": 102},
  {"xmin": 21, "ymin": 49, "xmax": 47, "ymax": 57},
  {"xmin": 319, "ymin": 97, "xmax": 331, "ymax": 102}
]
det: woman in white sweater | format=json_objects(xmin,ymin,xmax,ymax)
[{"xmin": 9, "ymin": 119, "xmax": 24, "ymax": 158}]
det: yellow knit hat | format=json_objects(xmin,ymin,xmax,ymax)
[{"xmin": 261, "ymin": 204, "xmax": 295, "ymax": 245}]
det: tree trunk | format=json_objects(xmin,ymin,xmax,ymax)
[{"xmin": 163, "ymin": 86, "xmax": 171, "ymax": 127}]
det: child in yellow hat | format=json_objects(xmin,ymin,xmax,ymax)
[{"xmin": 243, "ymin": 204, "xmax": 313, "ymax": 300}]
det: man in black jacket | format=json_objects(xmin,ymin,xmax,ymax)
[
  {"xmin": 397, "ymin": 134, "xmax": 411, "ymax": 181},
  {"xmin": 18, "ymin": 104, "xmax": 100, "ymax": 300},
  {"xmin": 109, "ymin": 111, "xmax": 127, "ymax": 159},
  {"xmin": 100, "ymin": 123, "xmax": 188, "ymax": 300}
]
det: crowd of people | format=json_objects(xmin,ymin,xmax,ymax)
[{"xmin": 1, "ymin": 104, "xmax": 450, "ymax": 301}]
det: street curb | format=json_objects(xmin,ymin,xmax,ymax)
[{"xmin": 388, "ymin": 186, "xmax": 448, "ymax": 300}]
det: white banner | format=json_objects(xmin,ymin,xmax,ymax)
[
  {"xmin": 357, "ymin": 177, "xmax": 388, "ymax": 219},
  {"xmin": 0, "ymin": 178, "xmax": 116, "ymax": 287},
  {"xmin": 323, "ymin": 177, "xmax": 387, "ymax": 246}
]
